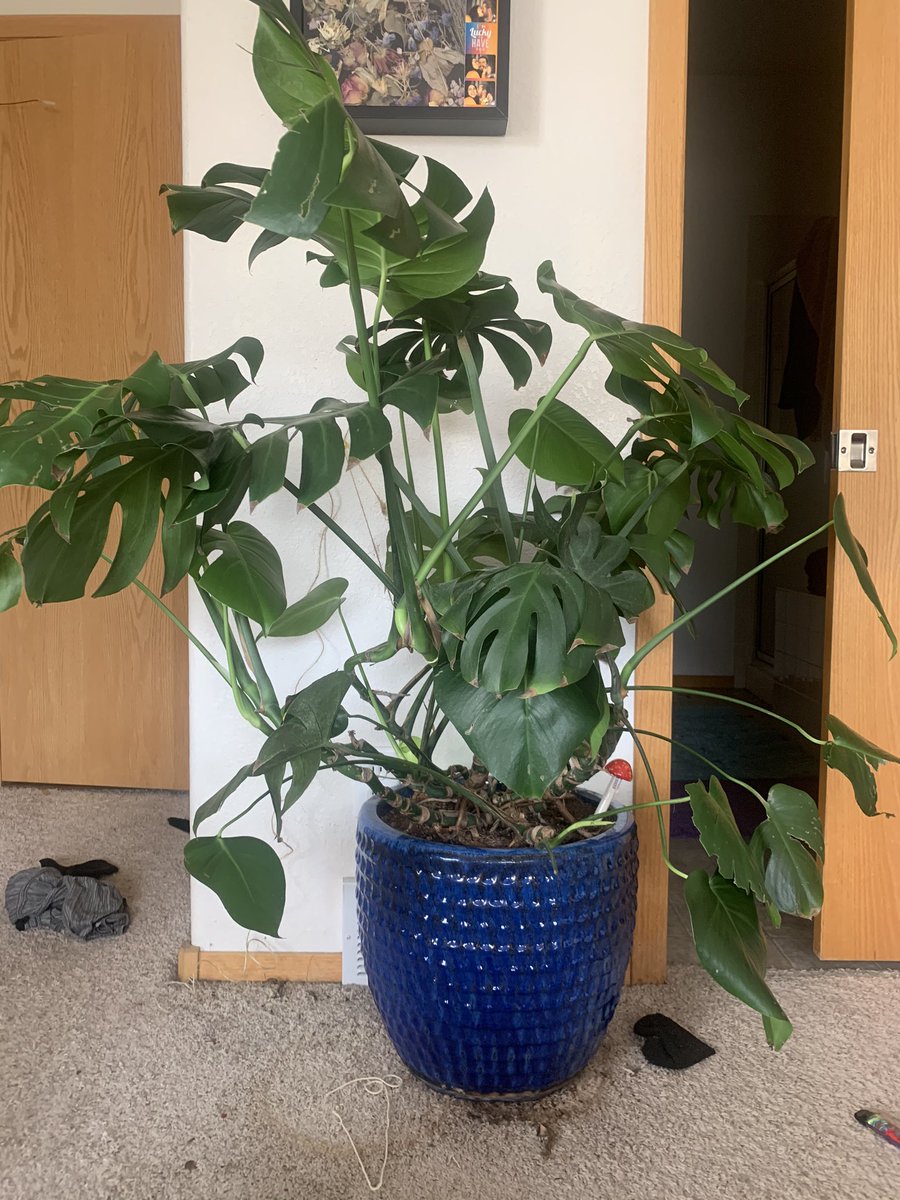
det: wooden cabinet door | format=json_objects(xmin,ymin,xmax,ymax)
[
  {"xmin": 0, "ymin": 18, "xmax": 188, "ymax": 790},
  {"xmin": 816, "ymin": 0, "xmax": 900, "ymax": 959}
]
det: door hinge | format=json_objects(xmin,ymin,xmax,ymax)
[{"xmin": 832, "ymin": 429, "xmax": 878, "ymax": 472}]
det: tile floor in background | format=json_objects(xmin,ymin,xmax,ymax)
[{"xmin": 667, "ymin": 837, "xmax": 900, "ymax": 970}]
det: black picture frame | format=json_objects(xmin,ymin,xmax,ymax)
[{"xmin": 290, "ymin": 1, "xmax": 510, "ymax": 136}]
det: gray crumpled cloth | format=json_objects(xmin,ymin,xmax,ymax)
[{"xmin": 5, "ymin": 867, "xmax": 129, "ymax": 940}]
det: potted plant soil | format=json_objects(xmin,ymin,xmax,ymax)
[{"xmin": 1, "ymin": 0, "xmax": 896, "ymax": 1099}]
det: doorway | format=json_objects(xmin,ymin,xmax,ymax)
[{"xmin": 667, "ymin": 0, "xmax": 849, "ymax": 965}]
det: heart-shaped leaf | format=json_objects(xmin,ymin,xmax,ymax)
[
  {"xmin": 434, "ymin": 665, "xmax": 600, "ymax": 798},
  {"xmin": 184, "ymin": 835, "xmax": 285, "ymax": 937},
  {"xmin": 197, "ymin": 522, "xmax": 286, "ymax": 631}
]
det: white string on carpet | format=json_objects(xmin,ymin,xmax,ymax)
[{"xmin": 325, "ymin": 1074, "xmax": 402, "ymax": 1192}]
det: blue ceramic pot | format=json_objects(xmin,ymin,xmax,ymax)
[{"xmin": 356, "ymin": 797, "xmax": 638, "ymax": 1100}]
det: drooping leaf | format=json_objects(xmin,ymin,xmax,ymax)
[
  {"xmin": 0, "ymin": 543, "xmax": 23, "ymax": 612},
  {"xmin": 833, "ymin": 493, "xmax": 898, "ymax": 657},
  {"xmin": 162, "ymin": 182, "xmax": 253, "ymax": 242},
  {"xmin": 0, "ymin": 380, "xmax": 123, "ymax": 488},
  {"xmin": 823, "ymin": 740, "xmax": 879, "ymax": 816},
  {"xmin": 684, "ymin": 870, "xmax": 792, "ymax": 1048},
  {"xmin": 686, "ymin": 778, "xmax": 766, "ymax": 899},
  {"xmin": 252, "ymin": 9, "xmax": 338, "ymax": 127},
  {"xmin": 196, "ymin": 522, "xmax": 287, "ymax": 631},
  {"xmin": 434, "ymin": 665, "xmax": 600, "ymax": 798},
  {"xmin": 755, "ymin": 784, "xmax": 824, "ymax": 918},
  {"xmin": 249, "ymin": 429, "xmax": 290, "ymax": 506},
  {"xmin": 253, "ymin": 671, "xmax": 352, "ymax": 774},
  {"xmin": 184, "ymin": 835, "xmax": 285, "ymax": 937},
  {"xmin": 246, "ymin": 96, "xmax": 346, "ymax": 239},
  {"xmin": 192, "ymin": 764, "xmax": 254, "ymax": 834},
  {"xmin": 295, "ymin": 415, "xmax": 345, "ymax": 505},
  {"xmin": 266, "ymin": 578, "xmax": 348, "ymax": 638}
]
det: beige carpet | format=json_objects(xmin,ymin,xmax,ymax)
[{"xmin": 2, "ymin": 783, "xmax": 899, "ymax": 1200}]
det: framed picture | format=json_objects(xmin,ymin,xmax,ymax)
[{"xmin": 291, "ymin": 1, "xmax": 510, "ymax": 136}]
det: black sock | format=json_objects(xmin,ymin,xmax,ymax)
[
  {"xmin": 39, "ymin": 858, "xmax": 118, "ymax": 879},
  {"xmin": 633, "ymin": 1013, "xmax": 715, "ymax": 1070}
]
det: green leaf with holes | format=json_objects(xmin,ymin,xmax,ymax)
[{"xmin": 686, "ymin": 778, "xmax": 765, "ymax": 900}]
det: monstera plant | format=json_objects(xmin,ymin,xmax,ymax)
[{"xmin": 0, "ymin": 0, "xmax": 895, "ymax": 1052}]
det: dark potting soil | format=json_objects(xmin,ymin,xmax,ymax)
[{"xmin": 380, "ymin": 792, "xmax": 606, "ymax": 850}]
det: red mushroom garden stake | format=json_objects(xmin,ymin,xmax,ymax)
[{"xmin": 596, "ymin": 758, "xmax": 633, "ymax": 813}]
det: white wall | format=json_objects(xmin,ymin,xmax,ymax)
[
  {"xmin": 0, "ymin": 1, "xmax": 178, "ymax": 11},
  {"xmin": 183, "ymin": 0, "xmax": 650, "ymax": 953}
]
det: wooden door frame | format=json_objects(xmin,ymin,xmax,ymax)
[{"xmin": 628, "ymin": 0, "xmax": 689, "ymax": 985}]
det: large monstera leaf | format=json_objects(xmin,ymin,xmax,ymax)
[
  {"xmin": 0, "ymin": 379, "xmax": 125, "ymax": 488},
  {"xmin": 163, "ymin": 11, "xmax": 498, "ymax": 304},
  {"xmin": 436, "ymin": 564, "xmax": 591, "ymax": 697},
  {"xmin": 536, "ymin": 262, "xmax": 815, "ymax": 543},
  {"xmin": 434, "ymin": 664, "xmax": 605, "ymax": 798}
]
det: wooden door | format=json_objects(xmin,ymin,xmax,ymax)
[
  {"xmin": 0, "ymin": 17, "xmax": 188, "ymax": 790},
  {"xmin": 815, "ymin": 0, "xmax": 900, "ymax": 959}
]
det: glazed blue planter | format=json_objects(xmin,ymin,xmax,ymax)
[{"xmin": 356, "ymin": 797, "xmax": 638, "ymax": 1100}]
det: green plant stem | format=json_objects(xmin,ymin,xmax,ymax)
[
  {"xmin": 216, "ymin": 786, "xmax": 272, "ymax": 837},
  {"xmin": 517, "ymin": 458, "xmax": 537, "ymax": 558},
  {"xmin": 633, "ymin": 727, "xmax": 766, "ymax": 804},
  {"xmin": 390, "ymin": 466, "xmax": 469, "ymax": 574},
  {"xmin": 625, "ymin": 717, "xmax": 688, "ymax": 879},
  {"xmin": 416, "ymin": 336, "xmax": 596, "ymax": 584},
  {"xmin": 341, "ymin": 210, "xmax": 380, "ymax": 411},
  {"xmin": 300, "ymin": 495, "xmax": 396, "ymax": 594},
  {"xmin": 221, "ymin": 615, "xmax": 274, "ymax": 733},
  {"xmin": 371, "ymin": 247, "xmax": 388, "ymax": 393},
  {"xmin": 339, "ymin": 608, "xmax": 413, "ymax": 763},
  {"xmin": 423, "ymin": 322, "xmax": 453, "ymax": 582},
  {"xmin": 233, "ymin": 613, "xmax": 280, "ymax": 721},
  {"xmin": 621, "ymin": 518, "xmax": 835, "ymax": 687},
  {"xmin": 458, "ymin": 334, "xmax": 516, "ymax": 560},
  {"xmin": 400, "ymin": 672, "xmax": 434, "ymax": 737},
  {"xmin": 328, "ymin": 749, "xmax": 529, "ymax": 836},
  {"xmin": 630, "ymin": 685, "xmax": 827, "ymax": 747},
  {"xmin": 97, "ymin": 552, "xmax": 232, "ymax": 687},
  {"xmin": 548, "ymin": 793, "xmax": 691, "ymax": 847}
]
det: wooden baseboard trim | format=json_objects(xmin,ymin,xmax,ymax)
[
  {"xmin": 672, "ymin": 675, "xmax": 735, "ymax": 690},
  {"xmin": 177, "ymin": 944, "xmax": 343, "ymax": 983},
  {"xmin": 177, "ymin": 944, "xmax": 646, "ymax": 987}
]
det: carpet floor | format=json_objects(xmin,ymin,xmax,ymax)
[{"xmin": 2, "ymin": 783, "xmax": 899, "ymax": 1200}]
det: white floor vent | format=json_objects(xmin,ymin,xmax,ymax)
[{"xmin": 342, "ymin": 877, "xmax": 368, "ymax": 986}]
